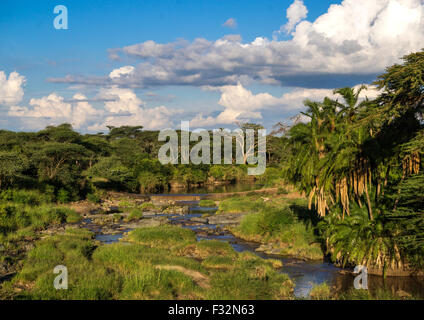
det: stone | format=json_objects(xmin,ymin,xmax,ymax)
[{"xmin": 190, "ymin": 217, "xmax": 209, "ymax": 224}]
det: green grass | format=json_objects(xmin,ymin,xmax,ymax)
[
  {"xmin": 206, "ymin": 267, "xmax": 293, "ymax": 300},
  {"xmin": 126, "ymin": 209, "xmax": 144, "ymax": 221},
  {"xmin": 309, "ymin": 282, "xmax": 332, "ymax": 300},
  {"xmin": 139, "ymin": 202, "xmax": 156, "ymax": 211},
  {"xmin": 198, "ymin": 200, "xmax": 216, "ymax": 207},
  {"xmin": 202, "ymin": 256, "xmax": 236, "ymax": 269},
  {"xmin": 0, "ymin": 203, "xmax": 81, "ymax": 236},
  {"xmin": 2, "ymin": 225, "xmax": 296, "ymax": 300},
  {"xmin": 217, "ymin": 196, "xmax": 264, "ymax": 214},
  {"xmin": 220, "ymin": 194, "xmax": 323, "ymax": 260},
  {"xmin": 127, "ymin": 225, "xmax": 197, "ymax": 248}
]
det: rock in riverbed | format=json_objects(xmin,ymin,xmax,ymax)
[
  {"xmin": 121, "ymin": 217, "xmax": 168, "ymax": 229},
  {"xmin": 207, "ymin": 213, "xmax": 249, "ymax": 225},
  {"xmin": 190, "ymin": 217, "xmax": 209, "ymax": 224}
]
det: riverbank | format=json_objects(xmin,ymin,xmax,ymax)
[{"xmin": 214, "ymin": 194, "xmax": 323, "ymax": 260}]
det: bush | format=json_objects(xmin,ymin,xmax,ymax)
[
  {"xmin": 138, "ymin": 171, "xmax": 168, "ymax": 193},
  {"xmin": 56, "ymin": 189, "xmax": 70, "ymax": 203},
  {"xmin": 86, "ymin": 193, "xmax": 101, "ymax": 204},
  {"xmin": 0, "ymin": 203, "xmax": 80, "ymax": 236},
  {"xmin": 208, "ymin": 165, "xmax": 245, "ymax": 182},
  {"xmin": 0, "ymin": 189, "xmax": 53, "ymax": 206},
  {"xmin": 127, "ymin": 209, "xmax": 144, "ymax": 221},
  {"xmin": 259, "ymin": 167, "xmax": 284, "ymax": 187},
  {"xmin": 310, "ymin": 282, "xmax": 332, "ymax": 300}
]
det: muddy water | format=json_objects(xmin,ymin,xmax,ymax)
[{"xmin": 89, "ymin": 193, "xmax": 424, "ymax": 299}]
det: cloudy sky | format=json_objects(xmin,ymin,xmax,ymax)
[{"xmin": 1, "ymin": 0, "xmax": 423, "ymax": 132}]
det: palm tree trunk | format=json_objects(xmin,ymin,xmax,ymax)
[{"xmin": 365, "ymin": 182, "xmax": 373, "ymax": 220}]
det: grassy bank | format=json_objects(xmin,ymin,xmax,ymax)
[
  {"xmin": 218, "ymin": 194, "xmax": 323, "ymax": 260},
  {"xmin": 0, "ymin": 190, "xmax": 81, "ymax": 277},
  {"xmin": 0, "ymin": 225, "xmax": 294, "ymax": 300}
]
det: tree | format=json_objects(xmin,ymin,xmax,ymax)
[
  {"xmin": 0, "ymin": 151, "xmax": 28, "ymax": 189},
  {"xmin": 33, "ymin": 142, "xmax": 88, "ymax": 185},
  {"xmin": 283, "ymin": 50, "xmax": 424, "ymax": 272}
]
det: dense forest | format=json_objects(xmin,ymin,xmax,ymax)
[
  {"xmin": 0, "ymin": 50, "xmax": 423, "ymax": 279},
  {"xmin": 0, "ymin": 122, "xmax": 284, "ymax": 202}
]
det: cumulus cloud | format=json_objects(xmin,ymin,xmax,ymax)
[
  {"xmin": 8, "ymin": 93, "xmax": 101, "ymax": 130},
  {"xmin": 4, "ymin": 68, "xmax": 183, "ymax": 132},
  {"xmin": 283, "ymin": 0, "xmax": 308, "ymax": 34},
  {"xmin": 190, "ymin": 82, "xmax": 379, "ymax": 127},
  {"xmin": 109, "ymin": 66, "xmax": 135, "ymax": 79},
  {"xmin": 71, "ymin": 94, "xmax": 102, "ymax": 129},
  {"xmin": 98, "ymin": 87, "xmax": 143, "ymax": 114},
  {"xmin": 8, "ymin": 87, "xmax": 183, "ymax": 131},
  {"xmin": 7, "ymin": 85, "xmax": 184, "ymax": 131},
  {"xmin": 223, "ymin": 18, "xmax": 237, "ymax": 28},
  {"xmin": 0, "ymin": 71, "xmax": 26, "ymax": 106},
  {"xmin": 88, "ymin": 87, "xmax": 183, "ymax": 131},
  {"xmin": 49, "ymin": 0, "xmax": 424, "ymax": 89},
  {"xmin": 10, "ymin": 93, "xmax": 72, "ymax": 118}
]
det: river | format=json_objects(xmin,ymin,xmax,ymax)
[{"xmin": 91, "ymin": 183, "xmax": 424, "ymax": 299}]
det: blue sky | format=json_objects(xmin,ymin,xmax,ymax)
[{"xmin": 0, "ymin": 0, "xmax": 423, "ymax": 132}]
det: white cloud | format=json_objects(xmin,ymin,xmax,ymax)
[
  {"xmin": 283, "ymin": 0, "xmax": 308, "ymax": 34},
  {"xmin": 0, "ymin": 71, "xmax": 26, "ymax": 106},
  {"xmin": 88, "ymin": 86, "xmax": 183, "ymax": 131},
  {"xmin": 98, "ymin": 86, "xmax": 143, "ymax": 114},
  {"xmin": 62, "ymin": 0, "xmax": 422, "ymax": 89},
  {"xmin": 4, "ymin": 70, "xmax": 184, "ymax": 132},
  {"xmin": 223, "ymin": 18, "xmax": 237, "ymax": 28},
  {"xmin": 191, "ymin": 83, "xmax": 380, "ymax": 127},
  {"xmin": 109, "ymin": 66, "xmax": 135, "ymax": 79},
  {"xmin": 11, "ymin": 93, "xmax": 72, "ymax": 118},
  {"xmin": 88, "ymin": 105, "xmax": 180, "ymax": 132},
  {"xmin": 8, "ymin": 93, "xmax": 101, "ymax": 130},
  {"xmin": 8, "ymin": 86, "xmax": 182, "ymax": 131},
  {"xmin": 71, "ymin": 93, "xmax": 101, "ymax": 129}
]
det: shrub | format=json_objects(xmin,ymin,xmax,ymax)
[
  {"xmin": 127, "ymin": 209, "xmax": 144, "ymax": 221},
  {"xmin": 310, "ymin": 282, "xmax": 332, "ymax": 300},
  {"xmin": 0, "ymin": 189, "xmax": 53, "ymax": 206},
  {"xmin": 0, "ymin": 204, "xmax": 80, "ymax": 236},
  {"xmin": 56, "ymin": 189, "xmax": 70, "ymax": 203},
  {"xmin": 86, "ymin": 193, "xmax": 101, "ymax": 204}
]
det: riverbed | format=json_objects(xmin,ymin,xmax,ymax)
[{"xmin": 86, "ymin": 186, "xmax": 424, "ymax": 299}]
